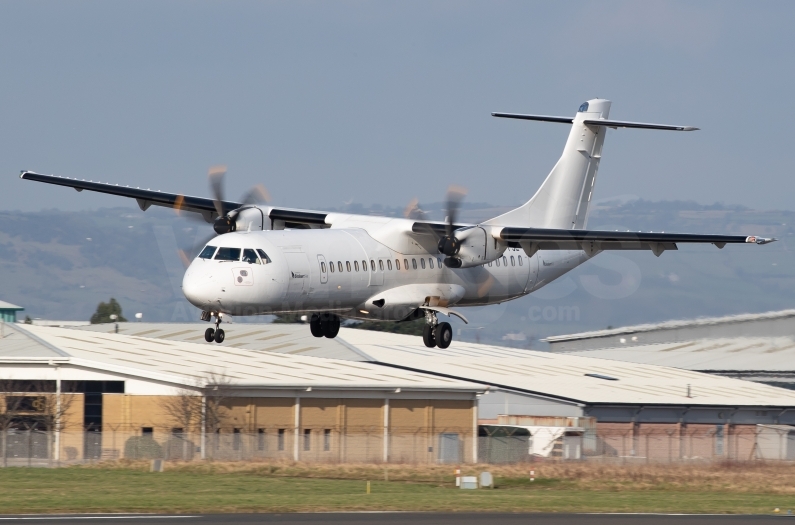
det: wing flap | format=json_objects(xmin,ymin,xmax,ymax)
[{"xmin": 499, "ymin": 227, "xmax": 774, "ymax": 245}]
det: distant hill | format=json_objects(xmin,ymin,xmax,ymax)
[{"xmin": 1, "ymin": 201, "xmax": 792, "ymax": 347}]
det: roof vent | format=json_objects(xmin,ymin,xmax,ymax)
[{"xmin": 585, "ymin": 373, "xmax": 618, "ymax": 381}]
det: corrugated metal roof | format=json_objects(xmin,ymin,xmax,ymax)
[
  {"xmin": 73, "ymin": 322, "xmax": 368, "ymax": 361},
  {"xmin": 5, "ymin": 325, "xmax": 483, "ymax": 392},
  {"xmin": 542, "ymin": 309, "xmax": 795, "ymax": 343},
  {"xmin": 336, "ymin": 329, "xmax": 795, "ymax": 407},
  {"xmin": 0, "ymin": 301, "xmax": 24, "ymax": 310},
  {"xmin": 561, "ymin": 337, "xmax": 795, "ymax": 372}
]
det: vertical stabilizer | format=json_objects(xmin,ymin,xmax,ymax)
[{"xmin": 486, "ymin": 99, "xmax": 611, "ymax": 229}]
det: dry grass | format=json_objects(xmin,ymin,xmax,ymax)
[{"xmin": 90, "ymin": 459, "xmax": 795, "ymax": 494}]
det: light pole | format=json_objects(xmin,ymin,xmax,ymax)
[{"xmin": 110, "ymin": 314, "xmax": 118, "ymax": 333}]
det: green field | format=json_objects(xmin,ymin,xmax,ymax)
[{"xmin": 0, "ymin": 463, "xmax": 793, "ymax": 514}]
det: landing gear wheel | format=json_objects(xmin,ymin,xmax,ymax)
[
  {"xmin": 434, "ymin": 322, "xmax": 453, "ymax": 349},
  {"xmin": 204, "ymin": 328, "xmax": 215, "ymax": 342},
  {"xmin": 422, "ymin": 325, "xmax": 437, "ymax": 348},
  {"xmin": 309, "ymin": 314, "xmax": 323, "ymax": 338},
  {"xmin": 214, "ymin": 328, "xmax": 225, "ymax": 343},
  {"xmin": 322, "ymin": 314, "xmax": 340, "ymax": 339}
]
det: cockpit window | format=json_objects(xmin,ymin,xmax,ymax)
[
  {"xmin": 578, "ymin": 102, "xmax": 589, "ymax": 112},
  {"xmin": 198, "ymin": 245, "xmax": 217, "ymax": 259},
  {"xmin": 256, "ymin": 249, "xmax": 271, "ymax": 264},
  {"xmin": 214, "ymin": 247, "xmax": 241, "ymax": 261},
  {"xmin": 242, "ymin": 249, "xmax": 260, "ymax": 264}
]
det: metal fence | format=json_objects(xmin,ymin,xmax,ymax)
[{"xmin": 1, "ymin": 427, "xmax": 793, "ymax": 466}]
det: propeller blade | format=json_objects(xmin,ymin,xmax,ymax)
[
  {"xmin": 208, "ymin": 165, "xmax": 228, "ymax": 217},
  {"xmin": 445, "ymin": 185, "xmax": 467, "ymax": 236},
  {"xmin": 240, "ymin": 184, "xmax": 271, "ymax": 206},
  {"xmin": 404, "ymin": 198, "xmax": 427, "ymax": 220},
  {"xmin": 178, "ymin": 232, "xmax": 216, "ymax": 269}
]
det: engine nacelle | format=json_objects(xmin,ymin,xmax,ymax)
[
  {"xmin": 445, "ymin": 226, "xmax": 507, "ymax": 268},
  {"xmin": 214, "ymin": 206, "xmax": 267, "ymax": 234}
]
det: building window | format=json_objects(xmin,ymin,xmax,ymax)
[
  {"xmin": 277, "ymin": 429, "xmax": 285, "ymax": 451},
  {"xmin": 354, "ymin": 261, "xmax": 359, "ymax": 272},
  {"xmin": 324, "ymin": 429, "xmax": 331, "ymax": 451},
  {"xmin": 387, "ymin": 260, "xmax": 392, "ymax": 270},
  {"xmin": 233, "ymin": 428, "xmax": 241, "ymax": 451},
  {"xmin": 304, "ymin": 429, "xmax": 311, "ymax": 451},
  {"xmin": 171, "ymin": 428, "xmax": 184, "ymax": 436},
  {"xmin": 346, "ymin": 261, "xmax": 351, "ymax": 272},
  {"xmin": 257, "ymin": 429, "xmax": 266, "ymax": 451},
  {"xmin": 141, "ymin": 427, "xmax": 153, "ymax": 436}
]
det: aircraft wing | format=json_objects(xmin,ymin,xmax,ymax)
[
  {"xmin": 499, "ymin": 227, "xmax": 776, "ymax": 257},
  {"xmin": 19, "ymin": 171, "xmax": 329, "ymax": 227}
]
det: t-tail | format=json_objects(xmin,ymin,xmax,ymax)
[{"xmin": 484, "ymin": 99, "xmax": 698, "ymax": 230}]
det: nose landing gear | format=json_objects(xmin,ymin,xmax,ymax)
[
  {"xmin": 310, "ymin": 313, "xmax": 340, "ymax": 339},
  {"xmin": 422, "ymin": 310, "xmax": 452, "ymax": 349},
  {"xmin": 201, "ymin": 311, "xmax": 226, "ymax": 344}
]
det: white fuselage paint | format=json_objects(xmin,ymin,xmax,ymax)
[{"xmin": 182, "ymin": 228, "xmax": 591, "ymax": 322}]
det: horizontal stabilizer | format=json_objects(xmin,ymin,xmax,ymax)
[{"xmin": 491, "ymin": 113, "xmax": 697, "ymax": 131}]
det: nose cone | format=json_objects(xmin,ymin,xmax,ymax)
[{"xmin": 182, "ymin": 261, "xmax": 219, "ymax": 309}]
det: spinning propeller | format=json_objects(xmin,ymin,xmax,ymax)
[{"xmin": 176, "ymin": 166, "xmax": 270, "ymax": 267}]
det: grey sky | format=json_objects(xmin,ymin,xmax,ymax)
[{"xmin": 2, "ymin": 1, "xmax": 793, "ymax": 213}]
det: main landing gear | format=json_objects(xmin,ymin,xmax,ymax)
[
  {"xmin": 310, "ymin": 313, "xmax": 340, "ymax": 339},
  {"xmin": 422, "ymin": 310, "xmax": 452, "ymax": 349},
  {"xmin": 201, "ymin": 311, "xmax": 225, "ymax": 344}
]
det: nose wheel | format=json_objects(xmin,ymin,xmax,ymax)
[{"xmin": 202, "ymin": 312, "xmax": 226, "ymax": 344}]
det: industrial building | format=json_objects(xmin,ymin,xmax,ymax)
[
  {"xmin": 543, "ymin": 310, "xmax": 795, "ymax": 390},
  {"xmin": 3, "ymin": 319, "xmax": 795, "ymax": 463},
  {"xmin": 0, "ymin": 301, "xmax": 24, "ymax": 323}
]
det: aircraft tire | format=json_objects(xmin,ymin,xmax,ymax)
[
  {"xmin": 434, "ymin": 322, "xmax": 453, "ymax": 349},
  {"xmin": 204, "ymin": 328, "xmax": 215, "ymax": 342},
  {"xmin": 422, "ymin": 325, "xmax": 436, "ymax": 348},
  {"xmin": 214, "ymin": 328, "xmax": 225, "ymax": 344},
  {"xmin": 310, "ymin": 314, "xmax": 324, "ymax": 337},
  {"xmin": 323, "ymin": 315, "xmax": 340, "ymax": 339}
]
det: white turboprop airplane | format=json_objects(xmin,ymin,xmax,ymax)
[{"xmin": 21, "ymin": 99, "xmax": 775, "ymax": 348}]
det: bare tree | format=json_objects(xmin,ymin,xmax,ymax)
[
  {"xmin": 160, "ymin": 385, "xmax": 202, "ymax": 460},
  {"xmin": 202, "ymin": 371, "xmax": 233, "ymax": 434}
]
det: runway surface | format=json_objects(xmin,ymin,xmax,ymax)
[{"xmin": 0, "ymin": 514, "xmax": 788, "ymax": 525}]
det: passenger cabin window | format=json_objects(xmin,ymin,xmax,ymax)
[
  {"xmin": 256, "ymin": 249, "xmax": 271, "ymax": 264},
  {"xmin": 437, "ymin": 258, "xmax": 442, "ymax": 267},
  {"xmin": 370, "ymin": 260, "xmax": 375, "ymax": 271},
  {"xmin": 330, "ymin": 261, "xmax": 335, "ymax": 273},
  {"xmin": 412, "ymin": 258, "xmax": 417, "ymax": 270},
  {"xmin": 496, "ymin": 258, "xmax": 500, "ymax": 267},
  {"xmin": 346, "ymin": 261, "xmax": 351, "ymax": 272},
  {"xmin": 321, "ymin": 262, "xmax": 327, "ymax": 273},
  {"xmin": 337, "ymin": 261, "xmax": 343, "ymax": 273},
  {"xmin": 420, "ymin": 258, "xmax": 426, "ymax": 269},
  {"xmin": 404, "ymin": 258, "xmax": 409, "ymax": 269},
  {"xmin": 354, "ymin": 261, "xmax": 359, "ymax": 272},
  {"xmin": 395, "ymin": 259, "xmax": 401, "ymax": 270},
  {"xmin": 510, "ymin": 256, "xmax": 515, "ymax": 266},
  {"xmin": 518, "ymin": 256, "xmax": 523, "ymax": 266},
  {"xmin": 387, "ymin": 260, "xmax": 392, "ymax": 270},
  {"xmin": 214, "ymin": 247, "xmax": 241, "ymax": 261},
  {"xmin": 503, "ymin": 256, "xmax": 508, "ymax": 266},
  {"xmin": 379, "ymin": 260, "xmax": 384, "ymax": 271},
  {"xmin": 242, "ymin": 249, "xmax": 260, "ymax": 264},
  {"xmin": 199, "ymin": 245, "xmax": 217, "ymax": 259},
  {"xmin": 429, "ymin": 258, "xmax": 434, "ymax": 269}
]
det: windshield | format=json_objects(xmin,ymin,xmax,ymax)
[
  {"xmin": 256, "ymin": 249, "xmax": 271, "ymax": 264},
  {"xmin": 198, "ymin": 245, "xmax": 217, "ymax": 259},
  {"xmin": 242, "ymin": 249, "xmax": 260, "ymax": 264},
  {"xmin": 214, "ymin": 247, "xmax": 241, "ymax": 261}
]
